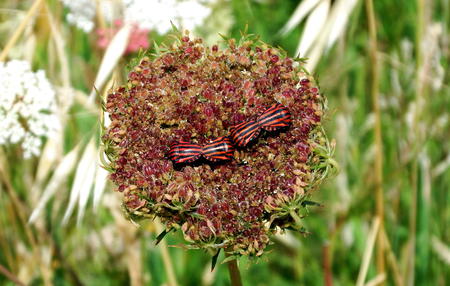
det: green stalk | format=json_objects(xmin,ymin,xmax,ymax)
[
  {"xmin": 0, "ymin": 264, "xmax": 25, "ymax": 286},
  {"xmin": 155, "ymin": 220, "xmax": 179, "ymax": 286},
  {"xmin": 0, "ymin": 149, "xmax": 52, "ymax": 286},
  {"xmin": 289, "ymin": 210, "xmax": 302, "ymax": 226},
  {"xmin": 0, "ymin": 0, "xmax": 44, "ymax": 61},
  {"xmin": 365, "ymin": 0, "xmax": 385, "ymax": 280},
  {"xmin": 408, "ymin": 0, "xmax": 427, "ymax": 285}
]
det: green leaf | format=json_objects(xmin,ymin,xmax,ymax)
[
  {"xmin": 155, "ymin": 228, "xmax": 171, "ymax": 245},
  {"xmin": 218, "ymin": 33, "xmax": 230, "ymax": 42},
  {"xmin": 153, "ymin": 41, "xmax": 161, "ymax": 54},
  {"xmin": 301, "ymin": 200, "xmax": 323, "ymax": 207},
  {"xmin": 190, "ymin": 212, "xmax": 206, "ymax": 220},
  {"xmin": 170, "ymin": 21, "xmax": 180, "ymax": 33},
  {"xmin": 221, "ymin": 254, "xmax": 240, "ymax": 264}
]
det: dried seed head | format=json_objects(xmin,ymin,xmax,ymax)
[{"xmin": 103, "ymin": 31, "xmax": 333, "ymax": 257}]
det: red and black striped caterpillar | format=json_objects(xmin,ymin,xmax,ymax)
[
  {"xmin": 168, "ymin": 136, "xmax": 235, "ymax": 164},
  {"xmin": 168, "ymin": 103, "xmax": 291, "ymax": 164},
  {"xmin": 230, "ymin": 103, "xmax": 291, "ymax": 147}
]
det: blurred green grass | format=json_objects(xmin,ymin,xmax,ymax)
[{"xmin": 0, "ymin": 0, "xmax": 449, "ymax": 285}]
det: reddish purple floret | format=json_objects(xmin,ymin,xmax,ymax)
[{"xmin": 103, "ymin": 34, "xmax": 326, "ymax": 257}]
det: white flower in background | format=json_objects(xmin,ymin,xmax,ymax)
[
  {"xmin": 61, "ymin": 0, "xmax": 116, "ymax": 32},
  {"xmin": 123, "ymin": 0, "xmax": 212, "ymax": 34},
  {"xmin": 0, "ymin": 60, "xmax": 60, "ymax": 158},
  {"xmin": 60, "ymin": 0, "xmax": 214, "ymax": 33},
  {"xmin": 61, "ymin": 0, "xmax": 97, "ymax": 32}
]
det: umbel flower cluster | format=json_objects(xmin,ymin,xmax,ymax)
[
  {"xmin": 61, "ymin": 0, "xmax": 214, "ymax": 33},
  {"xmin": 102, "ymin": 32, "xmax": 334, "ymax": 258},
  {"xmin": 0, "ymin": 60, "xmax": 59, "ymax": 158}
]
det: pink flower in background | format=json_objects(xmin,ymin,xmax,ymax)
[{"xmin": 96, "ymin": 19, "xmax": 150, "ymax": 54}]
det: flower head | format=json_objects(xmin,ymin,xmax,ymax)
[
  {"xmin": 61, "ymin": 0, "xmax": 214, "ymax": 34},
  {"xmin": 61, "ymin": 0, "xmax": 98, "ymax": 32},
  {"xmin": 123, "ymin": 0, "xmax": 212, "ymax": 34},
  {"xmin": 0, "ymin": 60, "xmax": 60, "ymax": 158},
  {"xmin": 103, "ymin": 32, "xmax": 333, "ymax": 257}
]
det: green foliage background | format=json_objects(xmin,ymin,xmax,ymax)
[{"xmin": 0, "ymin": 0, "xmax": 449, "ymax": 285}]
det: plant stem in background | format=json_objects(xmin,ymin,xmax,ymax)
[
  {"xmin": 408, "ymin": 0, "xmax": 429, "ymax": 285},
  {"xmin": 155, "ymin": 220, "xmax": 179, "ymax": 286},
  {"xmin": 0, "ymin": 150, "xmax": 52, "ymax": 286},
  {"xmin": 0, "ymin": 264, "xmax": 25, "ymax": 286},
  {"xmin": 226, "ymin": 254, "xmax": 243, "ymax": 286},
  {"xmin": 365, "ymin": 0, "xmax": 385, "ymax": 281},
  {"xmin": 322, "ymin": 242, "xmax": 333, "ymax": 286},
  {"xmin": 381, "ymin": 225, "xmax": 405, "ymax": 286},
  {"xmin": 356, "ymin": 217, "xmax": 380, "ymax": 286},
  {"xmin": 0, "ymin": 0, "xmax": 44, "ymax": 61}
]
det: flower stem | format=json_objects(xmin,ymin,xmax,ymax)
[
  {"xmin": 225, "ymin": 254, "xmax": 243, "ymax": 286},
  {"xmin": 0, "ymin": 264, "xmax": 26, "ymax": 286},
  {"xmin": 155, "ymin": 220, "xmax": 178, "ymax": 286},
  {"xmin": 290, "ymin": 210, "xmax": 302, "ymax": 229},
  {"xmin": 365, "ymin": 0, "xmax": 386, "ymax": 281},
  {"xmin": 0, "ymin": 0, "xmax": 44, "ymax": 61}
]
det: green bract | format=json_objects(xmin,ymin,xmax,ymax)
[{"xmin": 101, "ymin": 31, "xmax": 335, "ymax": 259}]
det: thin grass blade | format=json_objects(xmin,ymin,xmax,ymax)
[
  {"xmin": 93, "ymin": 164, "xmax": 108, "ymax": 210},
  {"xmin": 431, "ymin": 236, "xmax": 450, "ymax": 265},
  {"xmin": 326, "ymin": 0, "xmax": 359, "ymax": 50},
  {"xmin": 88, "ymin": 23, "xmax": 132, "ymax": 103},
  {"xmin": 62, "ymin": 138, "xmax": 95, "ymax": 225},
  {"xmin": 34, "ymin": 135, "xmax": 62, "ymax": 187},
  {"xmin": 296, "ymin": 0, "xmax": 330, "ymax": 57},
  {"xmin": 29, "ymin": 145, "xmax": 80, "ymax": 223},
  {"xmin": 278, "ymin": 0, "xmax": 321, "ymax": 36},
  {"xmin": 76, "ymin": 140, "xmax": 97, "ymax": 225}
]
